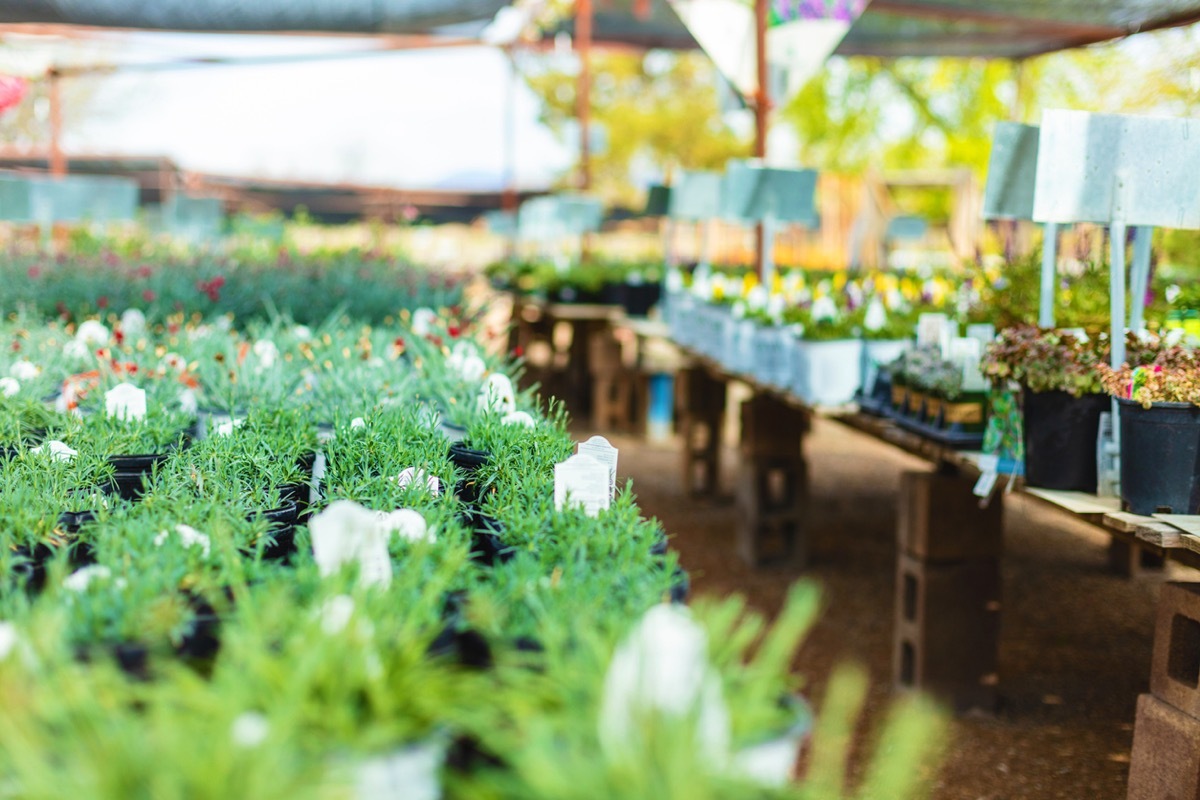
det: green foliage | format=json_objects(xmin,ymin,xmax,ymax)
[{"xmin": 524, "ymin": 51, "xmax": 748, "ymax": 204}]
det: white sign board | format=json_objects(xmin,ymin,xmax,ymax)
[{"xmin": 1033, "ymin": 110, "xmax": 1200, "ymax": 228}]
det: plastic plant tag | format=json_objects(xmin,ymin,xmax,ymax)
[
  {"xmin": 374, "ymin": 509, "xmax": 433, "ymax": 544},
  {"xmin": 916, "ymin": 313, "xmax": 949, "ymax": 349},
  {"xmin": 214, "ymin": 418, "xmax": 245, "ymax": 437},
  {"xmin": 973, "ymin": 454, "xmax": 1000, "ymax": 499},
  {"xmin": 396, "ymin": 468, "xmax": 441, "ymax": 497},
  {"xmin": 554, "ymin": 453, "xmax": 611, "ymax": 517},
  {"xmin": 965, "ymin": 323, "xmax": 996, "ymax": 344},
  {"xmin": 863, "ymin": 298, "xmax": 887, "ymax": 332},
  {"xmin": 230, "ymin": 712, "xmax": 270, "ymax": 748},
  {"xmin": 577, "ymin": 435, "xmax": 619, "ymax": 501},
  {"xmin": 354, "ymin": 740, "xmax": 446, "ymax": 800},
  {"xmin": 105, "ymin": 382, "xmax": 147, "ymax": 422},
  {"xmin": 32, "ymin": 440, "xmax": 76, "ymax": 461},
  {"xmin": 599, "ymin": 604, "xmax": 730, "ymax": 765},
  {"xmin": 63, "ymin": 565, "xmax": 115, "ymax": 593},
  {"xmin": 310, "ymin": 500, "xmax": 394, "ymax": 589}
]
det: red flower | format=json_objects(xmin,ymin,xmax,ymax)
[
  {"xmin": 113, "ymin": 329, "xmax": 125, "ymax": 346},
  {"xmin": 26, "ymin": 265, "xmax": 40, "ymax": 279},
  {"xmin": 142, "ymin": 289, "xmax": 156, "ymax": 303},
  {"xmin": 10, "ymin": 341, "xmax": 19, "ymax": 352},
  {"xmin": 512, "ymin": 345, "xmax": 524, "ymax": 358},
  {"xmin": 97, "ymin": 296, "xmax": 109, "ymax": 310},
  {"xmin": 448, "ymin": 325, "xmax": 461, "ymax": 339},
  {"xmin": 136, "ymin": 265, "xmax": 153, "ymax": 279}
]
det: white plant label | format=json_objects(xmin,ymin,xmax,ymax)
[
  {"xmin": 578, "ymin": 435, "xmax": 619, "ymax": 501},
  {"xmin": 973, "ymin": 454, "xmax": 1000, "ymax": 499},
  {"xmin": 104, "ymin": 382, "xmax": 147, "ymax": 422},
  {"xmin": 396, "ymin": 467, "xmax": 441, "ymax": 496},
  {"xmin": 354, "ymin": 741, "xmax": 445, "ymax": 800},
  {"xmin": 310, "ymin": 501, "xmax": 394, "ymax": 589},
  {"xmin": 554, "ymin": 453, "xmax": 611, "ymax": 517},
  {"xmin": 916, "ymin": 313, "xmax": 949, "ymax": 350}
]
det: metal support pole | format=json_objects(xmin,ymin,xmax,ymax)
[
  {"xmin": 576, "ymin": 0, "xmax": 592, "ymax": 193},
  {"xmin": 1129, "ymin": 225, "xmax": 1154, "ymax": 333},
  {"xmin": 1038, "ymin": 222, "xmax": 1058, "ymax": 328},
  {"xmin": 1111, "ymin": 221, "xmax": 1127, "ymax": 369}
]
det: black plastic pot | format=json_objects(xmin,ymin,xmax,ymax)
[
  {"xmin": 113, "ymin": 642, "xmax": 151, "ymax": 681},
  {"xmin": 1118, "ymin": 398, "xmax": 1200, "ymax": 515},
  {"xmin": 461, "ymin": 511, "xmax": 514, "ymax": 566},
  {"xmin": 600, "ymin": 282, "xmax": 628, "ymax": 307},
  {"xmin": 107, "ymin": 452, "xmax": 171, "ymax": 501},
  {"xmin": 1021, "ymin": 388, "xmax": 1109, "ymax": 493},
  {"xmin": 245, "ymin": 499, "xmax": 301, "ymax": 561},
  {"xmin": 622, "ymin": 282, "xmax": 662, "ymax": 318},
  {"xmin": 449, "ymin": 442, "xmax": 492, "ymax": 505}
]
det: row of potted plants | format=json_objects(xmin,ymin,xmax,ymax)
[
  {"xmin": 2, "ymin": 241, "xmax": 466, "ymax": 325},
  {"xmin": 487, "ymin": 259, "xmax": 664, "ymax": 317},
  {"xmin": 0, "ymin": 299, "xmax": 943, "ymax": 797}
]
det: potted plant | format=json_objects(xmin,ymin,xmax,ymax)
[
  {"xmin": 786, "ymin": 302, "xmax": 863, "ymax": 407},
  {"xmin": 1098, "ymin": 348, "xmax": 1200, "ymax": 515},
  {"xmin": 982, "ymin": 326, "xmax": 1110, "ymax": 492}
]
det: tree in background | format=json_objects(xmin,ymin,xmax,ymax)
[{"xmin": 522, "ymin": 50, "xmax": 748, "ymax": 206}]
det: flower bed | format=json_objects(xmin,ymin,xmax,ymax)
[{"xmin": 0, "ymin": 296, "xmax": 941, "ymax": 796}]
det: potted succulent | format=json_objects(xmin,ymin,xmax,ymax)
[
  {"xmin": 1098, "ymin": 347, "xmax": 1200, "ymax": 515},
  {"xmin": 982, "ymin": 326, "xmax": 1110, "ymax": 492}
]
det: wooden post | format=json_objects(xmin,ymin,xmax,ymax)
[
  {"xmin": 48, "ymin": 69, "xmax": 65, "ymax": 177},
  {"xmin": 753, "ymin": 0, "xmax": 770, "ymax": 280}
]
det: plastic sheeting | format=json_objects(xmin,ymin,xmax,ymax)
[
  {"xmin": 0, "ymin": 0, "xmax": 508, "ymax": 33},
  {"xmin": 568, "ymin": 0, "xmax": 1200, "ymax": 58}
]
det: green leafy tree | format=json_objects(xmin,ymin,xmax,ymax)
[{"xmin": 522, "ymin": 50, "xmax": 749, "ymax": 205}]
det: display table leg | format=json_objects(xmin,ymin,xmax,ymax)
[
  {"xmin": 893, "ymin": 469, "xmax": 1003, "ymax": 714},
  {"xmin": 736, "ymin": 394, "xmax": 808, "ymax": 566},
  {"xmin": 675, "ymin": 367, "xmax": 726, "ymax": 497}
]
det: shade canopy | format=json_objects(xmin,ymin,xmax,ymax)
[
  {"xmin": 0, "ymin": 0, "xmax": 508, "ymax": 33},
  {"xmin": 567, "ymin": 0, "xmax": 1200, "ymax": 59}
]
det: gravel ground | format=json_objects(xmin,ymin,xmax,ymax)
[{"xmin": 602, "ymin": 416, "xmax": 1199, "ymax": 800}]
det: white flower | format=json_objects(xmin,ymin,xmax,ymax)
[
  {"xmin": 411, "ymin": 307, "xmax": 437, "ymax": 337},
  {"xmin": 502, "ymin": 411, "xmax": 535, "ymax": 428},
  {"xmin": 231, "ymin": 712, "xmax": 270, "ymax": 748},
  {"xmin": 63, "ymin": 339, "xmax": 90, "ymax": 360},
  {"xmin": 0, "ymin": 377, "xmax": 18, "ymax": 398},
  {"xmin": 810, "ymin": 296, "xmax": 839, "ymax": 323},
  {"xmin": 32, "ymin": 440, "xmax": 76, "ymax": 461},
  {"xmin": 375, "ymin": 509, "xmax": 433, "ymax": 543},
  {"xmin": 120, "ymin": 309, "xmax": 147, "ymax": 337},
  {"xmin": 477, "ymin": 373, "xmax": 516, "ymax": 416},
  {"xmin": 104, "ymin": 382, "xmax": 147, "ymax": 422},
  {"xmin": 1167, "ymin": 284, "xmax": 1183, "ymax": 304},
  {"xmin": 350, "ymin": 417, "xmax": 366, "ymax": 430},
  {"xmin": 214, "ymin": 418, "xmax": 245, "ymax": 437},
  {"xmin": 395, "ymin": 467, "xmax": 441, "ymax": 496},
  {"xmin": 0, "ymin": 622, "xmax": 16, "ymax": 661},
  {"xmin": 215, "ymin": 316, "xmax": 234, "ymax": 333},
  {"xmin": 252, "ymin": 339, "xmax": 279, "ymax": 371},
  {"xmin": 74, "ymin": 320, "xmax": 109, "ymax": 346},
  {"xmin": 448, "ymin": 342, "xmax": 486, "ymax": 382},
  {"xmin": 292, "ymin": 325, "xmax": 312, "ymax": 341},
  {"xmin": 318, "ymin": 595, "xmax": 356, "ymax": 635},
  {"xmin": 9, "ymin": 359, "xmax": 38, "ymax": 380},
  {"xmin": 599, "ymin": 605, "xmax": 730, "ymax": 765},
  {"xmin": 178, "ymin": 388, "xmax": 198, "ymax": 415},
  {"xmin": 863, "ymin": 298, "xmax": 887, "ymax": 333},
  {"xmin": 160, "ymin": 352, "xmax": 187, "ymax": 373},
  {"xmin": 63, "ymin": 565, "xmax": 114, "ymax": 593},
  {"xmin": 746, "ymin": 285, "xmax": 769, "ymax": 312},
  {"xmin": 153, "ymin": 524, "xmax": 211, "ymax": 558}
]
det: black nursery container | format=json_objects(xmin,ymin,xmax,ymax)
[
  {"xmin": 108, "ymin": 452, "xmax": 171, "ymax": 501},
  {"xmin": 1118, "ymin": 398, "xmax": 1200, "ymax": 515},
  {"xmin": 449, "ymin": 442, "xmax": 492, "ymax": 505},
  {"xmin": 1022, "ymin": 388, "xmax": 1110, "ymax": 493}
]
